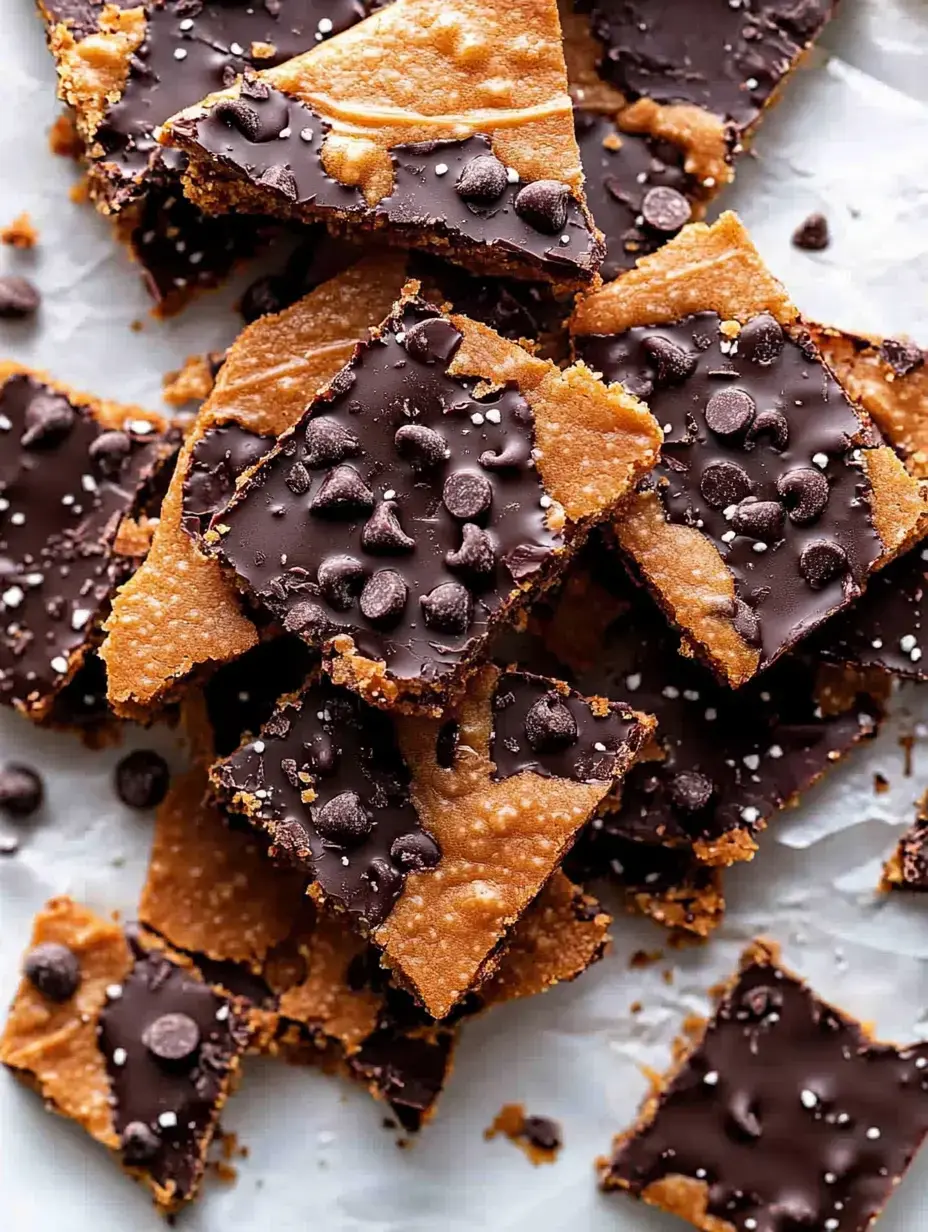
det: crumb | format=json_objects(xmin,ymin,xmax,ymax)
[
  {"xmin": 381, "ymin": 1117, "xmax": 398, "ymax": 1130},
  {"xmin": 396, "ymin": 1137, "xmax": 412, "ymax": 1150},
  {"xmin": 49, "ymin": 112, "xmax": 83, "ymax": 160},
  {"xmin": 792, "ymin": 212, "xmax": 830, "ymax": 251},
  {"xmin": 130, "ymin": 319, "xmax": 144, "ymax": 333},
  {"xmin": 214, "ymin": 1161, "xmax": 238, "ymax": 1184},
  {"xmin": 485, "ymin": 1104, "xmax": 562, "ymax": 1165},
  {"xmin": 900, "ymin": 734, "xmax": 915, "ymax": 777},
  {"xmin": 1, "ymin": 213, "xmax": 38, "ymax": 250},
  {"xmin": 681, "ymin": 1013, "xmax": 706, "ymax": 1039},
  {"xmin": 162, "ymin": 353, "xmax": 218, "ymax": 407},
  {"xmin": 874, "ymin": 772, "xmax": 890, "ymax": 795},
  {"xmin": 629, "ymin": 1000, "xmax": 643, "ymax": 1014},
  {"xmin": 662, "ymin": 968, "xmax": 674, "ymax": 985},
  {"xmin": 629, "ymin": 948, "xmax": 664, "ymax": 969},
  {"xmin": 69, "ymin": 177, "xmax": 91, "ymax": 205}
]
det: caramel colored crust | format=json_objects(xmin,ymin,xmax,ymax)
[
  {"xmin": 0, "ymin": 897, "xmax": 130, "ymax": 1149},
  {"xmin": 101, "ymin": 254, "xmax": 405, "ymax": 717},
  {"xmin": 162, "ymin": 354, "xmax": 218, "ymax": 407},
  {"xmin": 618, "ymin": 98, "xmax": 732, "ymax": 189},
  {"xmin": 624, "ymin": 874, "xmax": 726, "ymax": 941},
  {"xmin": 861, "ymin": 443, "xmax": 928, "ymax": 558},
  {"xmin": 559, "ymin": 1, "xmax": 627, "ymax": 114}
]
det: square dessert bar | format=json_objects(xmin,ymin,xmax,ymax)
[
  {"xmin": 159, "ymin": 0, "xmax": 606, "ymax": 288},
  {"xmin": 211, "ymin": 662, "xmax": 651, "ymax": 1019},
  {"xmin": 205, "ymin": 288, "xmax": 659, "ymax": 712},
  {"xmin": 601, "ymin": 941, "xmax": 928, "ymax": 1232},
  {"xmin": 571, "ymin": 213, "xmax": 928, "ymax": 688},
  {"xmin": 0, "ymin": 897, "xmax": 252, "ymax": 1213},
  {"xmin": 0, "ymin": 363, "xmax": 171, "ymax": 720}
]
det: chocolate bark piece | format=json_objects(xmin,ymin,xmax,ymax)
[
  {"xmin": 881, "ymin": 792, "xmax": 928, "ymax": 893},
  {"xmin": 0, "ymin": 897, "xmax": 251, "ymax": 1213},
  {"xmin": 601, "ymin": 940, "xmax": 928, "ymax": 1232},
  {"xmin": 0, "ymin": 363, "xmax": 170, "ymax": 720},
  {"xmin": 207, "ymin": 291, "xmax": 658, "ymax": 711},
  {"xmin": 571, "ymin": 213, "xmax": 928, "ymax": 688},
  {"xmin": 211, "ymin": 663, "xmax": 650, "ymax": 1018},
  {"xmin": 160, "ymin": 0, "xmax": 605, "ymax": 289}
]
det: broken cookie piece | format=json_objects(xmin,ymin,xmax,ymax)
[
  {"xmin": 0, "ymin": 896, "xmax": 251, "ymax": 1213},
  {"xmin": 571, "ymin": 213, "xmax": 928, "ymax": 688},
  {"xmin": 601, "ymin": 940, "xmax": 928, "ymax": 1232},
  {"xmin": 160, "ymin": 0, "xmax": 605, "ymax": 288}
]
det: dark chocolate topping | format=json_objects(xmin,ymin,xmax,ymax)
[
  {"xmin": 213, "ymin": 677, "xmax": 434, "ymax": 928},
  {"xmin": 350, "ymin": 1025, "xmax": 455, "ymax": 1132},
  {"xmin": 38, "ymin": 0, "xmax": 137, "ymax": 40},
  {"xmin": 0, "ymin": 374, "xmax": 166, "ymax": 711},
  {"xmin": 181, "ymin": 422, "xmax": 275, "ymax": 538},
  {"xmin": 878, "ymin": 338, "xmax": 925, "ymax": 379},
  {"xmin": 490, "ymin": 670, "xmax": 641, "ymax": 783},
  {"xmin": 99, "ymin": 934, "xmax": 249, "ymax": 1200},
  {"xmin": 577, "ymin": 313, "xmax": 882, "ymax": 670},
  {"xmin": 204, "ymin": 636, "xmax": 318, "ymax": 757},
  {"xmin": 609, "ymin": 955, "xmax": 928, "ymax": 1232},
  {"xmin": 211, "ymin": 299, "xmax": 562, "ymax": 691},
  {"xmin": 581, "ymin": 0, "xmax": 836, "ymax": 131}
]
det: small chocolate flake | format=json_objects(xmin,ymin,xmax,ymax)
[
  {"xmin": 777, "ymin": 467, "xmax": 829, "ymax": 525},
  {"xmin": 513, "ymin": 180, "xmax": 570, "ymax": 234},
  {"xmin": 317, "ymin": 555, "xmax": 365, "ymax": 610},
  {"xmin": 420, "ymin": 581, "xmax": 473, "ymax": 634},
  {"xmin": 360, "ymin": 569, "xmax": 407, "ymax": 625},
  {"xmin": 455, "ymin": 154, "xmax": 508, "ymax": 203},
  {"xmin": 792, "ymin": 212, "xmax": 830, "ymax": 251},
  {"xmin": 0, "ymin": 274, "xmax": 40, "ymax": 319},
  {"xmin": 285, "ymin": 462, "xmax": 311, "ymax": 494},
  {"xmin": 114, "ymin": 750, "xmax": 170, "ymax": 809},
  {"xmin": 640, "ymin": 185, "xmax": 691, "ymax": 233},
  {"xmin": 524, "ymin": 692, "xmax": 578, "ymax": 752},
  {"xmin": 313, "ymin": 790, "xmax": 373, "ymax": 846},
  {"xmin": 879, "ymin": 338, "xmax": 924, "ymax": 378},
  {"xmin": 24, "ymin": 942, "xmax": 81, "ymax": 1002},
  {"xmin": 143, "ymin": 1012, "xmax": 201, "ymax": 1063},
  {"xmin": 282, "ymin": 599, "xmax": 331, "ymax": 635},
  {"xmin": 257, "ymin": 164, "xmax": 298, "ymax": 201},
  {"xmin": 0, "ymin": 764, "xmax": 43, "ymax": 817}
]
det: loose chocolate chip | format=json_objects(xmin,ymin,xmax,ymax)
[
  {"xmin": 699, "ymin": 460, "xmax": 752, "ymax": 508},
  {"xmin": 361, "ymin": 501, "xmax": 415, "ymax": 553},
  {"xmin": 122, "ymin": 1121, "xmax": 162, "ymax": 1164},
  {"xmin": 640, "ymin": 185, "xmax": 691, "ymax": 233},
  {"xmin": 239, "ymin": 273, "xmax": 288, "ymax": 323},
  {"xmin": 394, "ymin": 423, "xmax": 450, "ymax": 468},
  {"xmin": 879, "ymin": 338, "xmax": 924, "ymax": 378},
  {"xmin": 282, "ymin": 599, "xmax": 332, "ymax": 636},
  {"xmin": 403, "ymin": 317, "xmax": 463, "ymax": 365},
  {"xmin": 739, "ymin": 314, "xmax": 785, "ymax": 365},
  {"xmin": 792, "ymin": 211, "xmax": 829, "ymax": 251},
  {"xmin": 643, "ymin": 335, "xmax": 697, "ymax": 386},
  {"xmin": 257, "ymin": 164, "xmax": 299, "ymax": 201},
  {"xmin": 747, "ymin": 408, "xmax": 789, "ymax": 451},
  {"xmin": 21, "ymin": 393, "xmax": 76, "ymax": 448},
  {"xmin": 360, "ymin": 569, "xmax": 407, "ymax": 625},
  {"xmin": 24, "ymin": 942, "xmax": 81, "ymax": 1002},
  {"xmin": 732, "ymin": 599, "xmax": 762, "ymax": 646},
  {"xmin": 143, "ymin": 1012, "xmax": 201, "ymax": 1063},
  {"xmin": 420, "ymin": 581, "xmax": 473, "ymax": 634},
  {"xmin": 304, "ymin": 417, "xmax": 361, "ymax": 468},
  {"xmin": 704, "ymin": 388, "xmax": 755, "ymax": 438},
  {"xmin": 309, "ymin": 464, "xmax": 374, "ymax": 517},
  {"xmin": 799, "ymin": 539, "xmax": 848, "ymax": 588},
  {"xmin": 522, "ymin": 1115, "xmax": 561, "ymax": 1152},
  {"xmin": 389, "ymin": 830, "xmax": 441, "ymax": 871},
  {"xmin": 445, "ymin": 523, "xmax": 496, "ymax": 578},
  {"xmin": 0, "ymin": 764, "xmax": 43, "ymax": 817},
  {"xmin": 88, "ymin": 429, "xmax": 132, "ymax": 477},
  {"xmin": 285, "ymin": 461, "xmax": 311, "ymax": 494},
  {"xmin": 115, "ymin": 750, "xmax": 170, "ymax": 809},
  {"xmin": 435, "ymin": 719, "xmax": 459, "ymax": 768},
  {"xmin": 727, "ymin": 1091, "xmax": 763, "ymax": 1140},
  {"xmin": 455, "ymin": 153, "xmax": 508, "ymax": 203},
  {"xmin": 777, "ymin": 466, "xmax": 829, "ymax": 524},
  {"xmin": 318, "ymin": 555, "xmax": 365, "ymax": 610},
  {"xmin": 479, "ymin": 438, "xmax": 530, "ymax": 470},
  {"xmin": 215, "ymin": 99, "xmax": 262, "ymax": 140},
  {"xmin": 0, "ymin": 274, "xmax": 40, "ymax": 319},
  {"xmin": 314, "ymin": 790, "xmax": 373, "ymax": 845},
  {"xmin": 503, "ymin": 542, "xmax": 552, "ymax": 580},
  {"xmin": 443, "ymin": 471, "xmax": 492, "ymax": 520},
  {"xmin": 514, "ymin": 180, "xmax": 570, "ymax": 234},
  {"xmin": 525, "ymin": 692, "xmax": 578, "ymax": 752},
  {"xmin": 668, "ymin": 770, "xmax": 714, "ymax": 813},
  {"xmin": 730, "ymin": 498, "xmax": 784, "ymax": 541}
]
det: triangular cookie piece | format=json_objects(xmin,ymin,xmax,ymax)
[{"xmin": 160, "ymin": 0, "xmax": 604, "ymax": 287}]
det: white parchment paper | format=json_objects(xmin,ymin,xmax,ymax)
[{"xmin": 3, "ymin": 2, "xmax": 928, "ymax": 1228}]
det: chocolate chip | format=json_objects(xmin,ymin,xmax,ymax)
[
  {"xmin": 455, "ymin": 153, "xmax": 508, "ymax": 203},
  {"xmin": 522, "ymin": 1115, "xmax": 562, "ymax": 1152},
  {"xmin": 143, "ymin": 1012, "xmax": 201, "ymax": 1063},
  {"xmin": 282, "ymin": 599, "xmax": 331, "ymax": 635},
  {"xmin": 503, "ymin": 543, "xmax": 551, "ymax": 580},
  {"xmin": 879, "ymin": 338, "xmax": 924, "ymax": 378},
  {"xmin": 24, "ymin": 942, "xmax": 81, "ymax": 1002},
  {"xmin": 738, "ymin": 983, "xmax": 783, "ymax": 1020},
  {"xmin": 389, "ymin": 830, "xmax": 441, "ymax": 870},
  {"xmin": 777, "ymin": 467, "xmax": 829, "ymax": 524},
  {"xmin": 360, "ymin": 569, "xmax": 407, "ymax": 625},
  {"xmin": 114, "ymin": 749, "xmax": 170, "ymax": 809},
  {"xmin": 304, "ymin": 417, "xmax": 361, "ymax": 468},
  {"xmin": 445, "ymin": 522, "xmax": 496, "ymax": 578},
  {"xmin": 640, "ymin": 185, "xmax": 691, "ymax": 233},
  {"xmin": 20, "ymin": 392, "xmax": 76, "ymax": 448},
  {"xmin": 792, "ymin": 212, "xmax": 829, "ymax": 251},
  {"xmin": 435, "ymin": 719, "xmax": 459, "ymax": 768},
  {"xmin": 479, "ymin": 438, "xmax": 530, "ymax": 470},
  {"xmin": 366, "ymin": 855, "xmax": 403, "ymax": 899},
  {"xmin": 121, "ymin": 1121, "xmax": 162, "ymax": 1164},
  {"xmin": 314, "ymin": 791, "xmax": 373, "ymax": 845},
  {"xmin": 747, "ymin": 408, "xmax": 789, "ymax": 451},
  {"xmin": 669, "ymin": 770, "xmax": 714, "ymax": 813},
  {"xmin": 443, "ymin": 471, "xmax": 492, "ymax": 520},
  {"xmin": 699, "ymin": 460, "xmax": 752, "ymax": 508},
  {"xmin": 309, "ymin": 464, "xmax": 374, "ymax": 517},
  {"xmin": 420, "ymin": 581, "xmax": 473, "ymax": 633},
  {"xmin": 0, "ymin": 274, "xmax": 40, "ymax": 319},
  {"xmin": 739, "ymin": 314, "xmax": 785, "ymax": 365},
  {"xmin": 514, "ymin": 180, "xmax": 570, "ymax": 234},
  {"xmin": 257, "ymin": 164, "xmax": 299, "ymax": 201},
  {"xmin": 525, "ymin": 692, "xmax": 578, "ymax": 752},
  {"xmin": 643, "ymin": 335, "xmax": 697, "ymax": 386},
  {"xmin": 394, "ymin": 423, "xmax": 450, "ymax": 467},
  {"xmin": 88, "ymin": 429, "xmax": 132, "ymax": 477},
  {"xmin": 317, "ymin": 555, "xmax": 365, "ymax": 610},
  {"xmin": 0, "ymin": 764, "xmax": 43, "ymax": 818},
  {"xmin": 239, "ymin": 273, "xmax": 288, "ymax": 323},
  {"xmin": 727, "ymin": 1091, "xmax": 763, "ymax": 1140},
  {"xmin": 403, "ymin": 317, "xmax": 463, "ymax": 365},
  {"xmin": 361, "ymin": 501, "xmax": 415, "ymax": 553},
  {"xmin": 732, "ymin": 599, "xmax": 762, "ymax": 646},
  {"xmin": 285, "ymin": 462, "xmax": 311, "ymax": 494},
  {"xmin": 214, "ymin": 98, "xmax": 261, "ymax": 141},
  {"xmin": 799, "ymin": 539, "xmax": 848, "ymax": 588},
  {"xmin": 730, "ymin": 499, "xmax": 784, "ymax": 541},
  {"xmin": 704, "ymin": 388, "xmax": 755, "ymax": 437}
]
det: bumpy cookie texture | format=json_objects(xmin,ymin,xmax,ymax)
[
  {"xmin": 0, "ymin": 363, "xmax": 170, "ymax": 720},
  {"xmin": 101, "ymin": 254, "xmax": 404, "ymax": 718},
  {"xmin": 208, "ymin": 290, "xmax": 659, "ymax": 711},
  {"xmin": 161, "ymin": 0, "xmax": 606, "ymax": 287},
  {"xmin": 0, "ymin": 897, "xmax": 251, "ymax": 1212},
  {"xmin": 881, "ymin": 792, "xmax": 928, "ymax": 893},
  {"xmin": 572, "ymin": 214, "xmax": 928, "ymax": 687},
  {"xmin": 601, "ymin": 940, "xmax": 928, "ymax": 1232}
]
